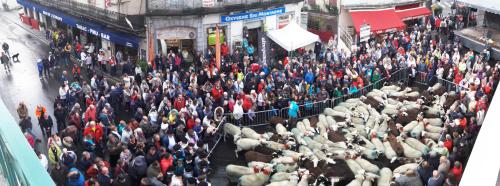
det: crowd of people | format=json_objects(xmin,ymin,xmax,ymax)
[{"xmin": 10, "ymin": 10, "xmax": 499, "ymax": 186}]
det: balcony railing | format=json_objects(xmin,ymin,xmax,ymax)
[{"xmin": 147, "ymin": 0, "xmax": 303, "ymax": 16}]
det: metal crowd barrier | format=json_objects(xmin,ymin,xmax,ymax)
[
  {"xmin": 207, "ymin": 116, "xmax": 226, "ymax": 157},
  {"xmin": 414, "ymin": 71, "xmax": 470, "ymax": 92},
  {"xmin": 224, "ymin": 67, "xmax": 410, "ymax": 126}
]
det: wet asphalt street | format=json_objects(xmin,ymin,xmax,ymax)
[{"xmin": 0, "ymin": 8, "xmax": 60, "ymax": 155}]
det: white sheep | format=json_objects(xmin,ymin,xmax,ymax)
[
  {"xmin": 359, "ymin": 135, "xmax": 376, "ymax": 150},
  {"xmin": 346, "ymin": 159, "xmax": 365, "ymax": 176},
  {"xmin": 383, "ymin": 141, "xmax": 397, "ymax": 160},
  {"xmin": 371, "ymin": 137, "xmax": 385, "ymax": 154},
  {"xmin": 428, "ymin": 83, "xmax": 443, "ymax": 92},
  {"xmin": 362, "ymin": 148, "xmax": 380, "ymax": 160},
  {"xmin": 355, "ymin": 157, "xmax": 380, "ymax": 174},
  {"xmin": 313, "ymin": 148, "xmax": 336, "ymax": 164},
  {"xmin": 400, "ymin": 141, "xmax": 423, "ymax": 158},
  {"xmin": 297, "ymin": 170, "xmax": 310, "ymax": 186},
  {"xmin": 410, "ymin": 122, "xmax": 425, "ymax": 138},
  {"xmin": 274, "ymin": 163, "xmax": 298, "ymax": 173},
  {"xmin": 239, "ymin": 171, "xmax": 271, "ymax": 186},
  {"xmin": 381, "ymin": 108, "xmax": 399, "ymax": 116},
  {"xmin": 406, "ymin": 91, "xmax": 420, "ymax": 99},
  {"xmin": 303, "ymin": 136, "xmax": 325, "ymax": 150},
  {"xmin": 271, "ymin": 156, "xmax": 296, "ymax": 165},
  {"xmin": 393, "ymin": 163, "xmax": 419, "ymax": 174},
  {"xmin": 377, "ymin": 167, "xmax": 393, "ymax": 186},
  {"xmin": 262, "ymin": 140, "xmax": 288, "ymax": 151},
  {"xmin": 421, "ymin": 131, "xmax": 442, "ymax": 141},
  {"xmin": 425, "ymin": 124, "xmax": 443, "ymax": 133},
  {"xmin": 405, "ymin": 137, "xmax": 429, "ymax": 154},
  {"xmin": 247, "ymin": 161, "xmax": 273, "ymax": 170},
  {"xmin": 242, "ymin": 127, "xmax": 265, "ymax": 140},
  {"xmin": 235, "ymin": 138, "xmax": 262, "ymax": 157},
  {"xmin": 226, "ymin": 164, "xmax": 256, "ymax": 180},
  {"xmin": 224, "ymin": 123, "xmax": 242, "ymax": 142},
  {"xmin": 324, "ymin": 107, "xmax": 351, "ymax": 118},
  {"xmin": 403, "ymin": 121, "xmax": 419, "ymax": 133},
  {"xmin": 424, "ymin": 118, "xmax": 443, "ymax": 127},
  {"xmin": 267, "ymin": 172, "xmax": 300, "ymax": 186},
  {"xmin": 381, "ymin": 85, "xmax": 401, "ymax": 91},
  {"xmin": 275, "ymin": 123, "xmax": 289, "ymax": 137},
  {"xmin": 346, "ymin": 174, "xmax": 365, "ymax": 186}
]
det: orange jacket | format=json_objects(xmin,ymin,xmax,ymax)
[{"xmin": 35, "ymin": 106, "xmax": 46, "ymax": 119}]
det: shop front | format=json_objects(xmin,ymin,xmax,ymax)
[{"xmin": 17, "ymin": 0, "xmax": 141, "ymax": 57}]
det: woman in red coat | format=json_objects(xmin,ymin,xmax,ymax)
[
  {"xmin": 83, "ymin": 121, "xmax": 104, "ymax": 144},
  {"xmin": 451, "ymin": 161, "xmax": 463, "ymax": 182},
  {"xmin": 84, "ymin": 104, "xmax": 97, "ymax": 123}
]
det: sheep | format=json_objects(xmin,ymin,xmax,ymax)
[
  {"xmin": 224, "ymin": 123, "xmax": 241, "ymax": 142},
  {"xmin": 405, "ymin": 91, "xmax": 420, "ymax": 100},
  {"xmin": 381, "ymin": 108, "xmax": 399, "ymax": 116},
  {"xmin": 403, "ymin": 121, "xmax": 419, "ymax": 133},
  {"xmin": 424, "ymin": 118, "xmax": 443, "ymax": 127},
  {"xmin": 267, "ymin": 172, "xmax": 300, "ymax": 185},
  {"xmin": 226, "ymin": 164, "xmax": 258, "ymax": 182},
  {"xmin": 428, "ymin": 83, "xmax": 445, "ymax": 95},
  {"xmin": 382, "ymin": 141, "xmax": 397, "ymax": 160},
  {"xmin": 275, "ymin": 123, "xmax": 291, "ymax": 137},
  {"xmin": 423, "ymin": 106, "xmax": 444, "ymax": 118},
  {"xmin": 245, "ymin": 151, "xmax": 274, "ymax": 163},
  {"xmin": 324, "ymin": 108, "xmax": 351, "ymax": 119},
  {"xmin": 362, "ymin": 148, "xmax": 380, "ymax": 160},
  {"xmin": 313, "ymin": 135, "xmax": 345, "ymax": 149},
  {"xmin": 235, "ymin": 138, "xmax": 262, "ymax": 157},
  {"xmin": 405, "ymin": 137, "xmax": 429, "ymax": 154},
  {"xmin": 254, "ymin": 145, "xmax": 279, "ymax": 155},
  {"xmin": 239, "ymin": 169, "xmax": 272, "ymax": 186},
  {"xmin": 271, "ymin": 156, "xmax": 297, "ymax": 165},
  {"xmin": 297, "ymin": 170, "xmax": 310, "ymax": 186},
  {"xmin": 345, "ymin": 159, "xmax": 365, "ymax": 176},
  {"xmin": 393, "ymin": 163, "xmax": 419, "ymax": 174},
  {"xmin": 400, "ymin": 141, "xmax": 423, "ymax": 158},
  {"xmin": 377, "ymin": 167, "xmax": 393, "ymax": 186},
  {"xmin": 359, "ymin": 135, "xmax": 376, "ymax": 150},
  {"xmin": 381, "ymin": 85, "xmax": 401, "ymax": 92},
  {"xmin": 371, "ymin": 137, "xmax": 385, "ymax": 154},
  {"xmin": 410, "ymin": 122, "xmax": 425, "ymax": 138},
  {"xmin": 424, "ymin": 124, "xmax": 443, "ymax": 133},
  {"xmin": 303, "ymin": 136, "xmax": 325, "ymax": 150},
  {"xmin": 421, "ymin": 131, "xmax": 442, "ymax": 141},
  {"xmin": 247, "ymin": 161, "xmax": 273, "ymax": 170},
  {"xmin": 346, "ymin": 174, "xmax": 365, "ymax": 186},
  {"xmin": 328, "ymin": 130, "xmax": 347, "ymax": 143},
  {"xmin": 242, "ymin": 127, "xmax": 270, "ymax": 140},
  {"xmin": 355, "ymin": 157, "xmax": 380, "ymax": 174},
  {"xmin": 313, "ymin": 148, "xmax": 336, "ymax": 164},
  {"xmin": 386, "ymin": 135, "xmax": 404, "ymax": 156},
  {"xmin": 274, "ymin": 163, "xmax": 299, "ymax": 173},
  {"xmin": 262, "ymin": 140, "xmax": 289, "ymax": 151}
]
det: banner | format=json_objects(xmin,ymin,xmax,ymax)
[
  {"xmin": 215, "ymin": 24, "xmax": 221, "ymax": 71},
  {"xmin": 221, "ymin": 7, "xmax": 286, "ymax": 23},
  {"xmin": 257, "ymin": 30, "xmax": 271, "ymax": 65},
  {"xmin": 202, "ymin": 0, "xmax": 215, "ymax": 7}
]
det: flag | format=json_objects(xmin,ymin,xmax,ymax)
[{"xmin": 215, "ymin": 24, "xmax": 221, "ymax": 71}]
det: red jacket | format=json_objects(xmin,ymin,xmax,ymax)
[
  {"xmin": 83, "ymin": 125, "xmax": 104, "ymax": 144},
  {"xmin": 84, "ymin": 107, "xmax": 97, "ymax": 123},
  {"xmin": 173, "ymin": 98, "xmax": 186, "ymax": 111},
  {"xmin": 452, "ymin": 164, "xmax": 463, "ymax": 182},
  {"xmin": 211, "ymin": 87, "xmax": 224, "ymax": 102},
  {"xmin": 444, "ymin": 139, "xmax": 453, "ymax": 152},
  {"xmin": 160, "ymin": 156, "xmax": 174, "ymax": 174},
  {"xmin": 186, "ymin": 118, "xmax": 196, "ymax": 129}
]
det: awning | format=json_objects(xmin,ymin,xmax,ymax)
[
  {"xmin": 267, "ymin": 22, "xmax": 320, "ymax": 51},
  {"xmin": 350, "ymin": 9, "xmax": 406, "ymax": 34},
  {"xmin": 396, "ymin": 7, "xmax": 432, "ymax": 21}
]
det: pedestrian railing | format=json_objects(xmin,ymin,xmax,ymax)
[
  {"xmin": 224, "ymin": 68, "xmax": 409, "ymax": 126},
  {"xmin": 414, "ymin": 71, "xmax": 470, "ymax": 92},
  {"xmin": 207, "ymin": 116, "xmax": 226, "ymax": 158}
]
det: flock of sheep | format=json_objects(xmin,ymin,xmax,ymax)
[{"xmin": 222, "ymin": 83, "xmax": 459, "ymax": 186}]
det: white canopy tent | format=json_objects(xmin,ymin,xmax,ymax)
[{"xmin": 267, "ymin": 22, "xmax": 320, "ymax": 51}]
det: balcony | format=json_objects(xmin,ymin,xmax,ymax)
[
  {"xmin": 22, "ymin": 0, "xmax": 144, "ymax": 33},
  {"xmin": 147, "ymin": 0, "xmax": 304, "ymax": 16}
]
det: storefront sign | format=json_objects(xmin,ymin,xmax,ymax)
[
  {"xmin": 359, "ymin": 24, "xmax": 371, "ymax": 42},
  {"xmin": 277, "ymin": 14, "xmax": 292, "ymax": 29},
  {"xmin": 157, "ymin": 27, "xmax": 197, "ymax": 40},
  {"xmin": 202, "ymin": 0, "xmax": 215, "ymax": 7},
  {"xmin": 257, "ymin": 30, "xmax": 270, "ymax": 65},
  {"xmin": 17, "ymin": 0, "xmax": 140, "ymax": 48},
  {"xmin": 221, "ymin": 7, "xmax": 286, "ymax": 23}
]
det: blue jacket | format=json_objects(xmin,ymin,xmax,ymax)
[
  {"xmin": 37, "ymin": 61, "xmax": 44, "ymax": 72},
  {"xmin": 67, "ymin": 168, "xmax": 84, "ymax": 186}
]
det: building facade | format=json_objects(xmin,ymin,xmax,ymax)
[
  {"xmin": 147, "ymin": 0, "xmax": 304, "ymax": 57},
  {"xmin": 16, "ymin": 0, "xmax": 145, "ymax": 60}
]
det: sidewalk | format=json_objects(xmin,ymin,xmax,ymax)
[{"xmin": 2, "ymin": 5, "xmax": 123, "ymax": 84}]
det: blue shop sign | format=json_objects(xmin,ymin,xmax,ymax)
[
  {"xmin": 17, "ymin": 0, "xmax": 140, "ymax": 48},
  {"xmin": 221, "ymin": 7, "xmax": 286, "ymax": 23}
]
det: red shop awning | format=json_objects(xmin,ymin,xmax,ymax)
[
  {"xmin": 396, "ymin": 7, "xmax": 432, "ymax": 21},
  {"xmin": 350, "ymin": 9, "xmax": 406, "ymax": 34}
]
